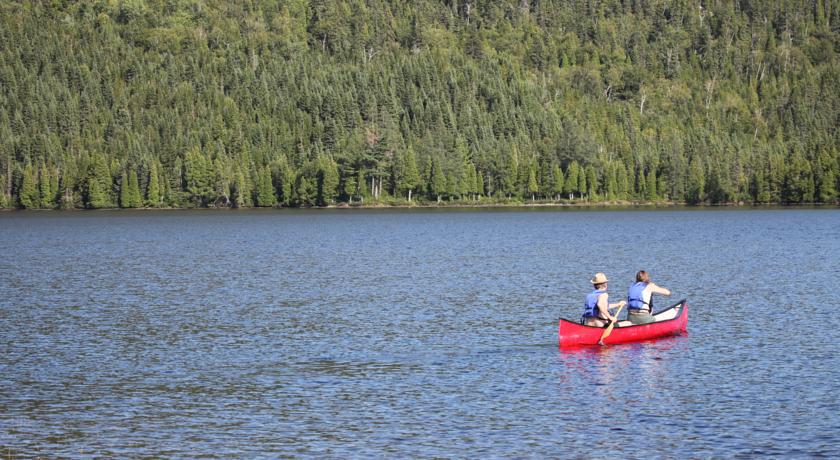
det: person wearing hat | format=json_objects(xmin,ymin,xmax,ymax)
[
  {"xmin": 581, "ymin": 272, "xmax": 626, "ymax": 327},
  {"xmin": 626, "ymin": 270, "xmax": 671, "ymax": 325}
]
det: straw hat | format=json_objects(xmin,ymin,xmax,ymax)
[{"xmin": 590, "ymin": 272, "xmax": 609, "ymax": 284}]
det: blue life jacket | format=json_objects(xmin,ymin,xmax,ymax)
[
  {"xmin": 627, "ymin": 282, "xmax": 649, "ymax": 311},
  {"xmin": 583, "ymin": 289, "xmax": 607, "ymax": 318}
]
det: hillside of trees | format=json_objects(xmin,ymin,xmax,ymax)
[{"xmin": 1, "ymin": 0, "xmax": 839, "ymax": 209}]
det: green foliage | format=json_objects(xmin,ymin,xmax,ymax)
[
  {"xmin": 401, "ymin": 146, "xmax": 420, "ymax": 201},
  {"xmin": 551, "ymin": 164, "xmax": 564, "ymax": 200},
  {"xmin": 119, "ymin": 170, "xmax": 143, "ymax": 208},
  {"xmin": 19, "ymin": 164, "xmax": 39, "ymax": 209},
  {"xmin": 316, "ymin": 156, "xmax": 339, "ymax": 206},
  {"xmin": 86, "ymin": 177, "xmax": 109, "ymax": 209},
  {"xmin": 255, "ymin": 165, "xmax": 277, "ymax": 207},
  {"xmin": 184, "ymin": 148, "xmax": 215, "ymax": 207},
  {"xmin": 527, "ymin": 160, "xmax": 539, "ymax": 200},
  {"xmin": 687, "ymin": 157, "xmax": 705, "ymax": 205},
  {"xmin": 295, "ymin": 175, "xmax": 314, "ymax": 206},
  {"xmin": 39, "ymin": 163, "xmax": 55, "ymax": 208},
  {"xmin": 1, "ymin": 1, "xmax": 839, "ymax": 208},
  {"xmin": 147, "ymin": 162, "xmax": 161, "ymax": 207},
  {"xmin": 119, "ymin": 173, "xmax": 131, "ymax": 208},
  {"xmin": 85, "ymin": 154, "xmax": 114, "ymax": 208},
  {"xmin": 429, "ymin": 157, "xmax": 446, "ymax": 202},
  {"xmin": 128, "ymin": 170, "xmax": 142, "ymax": 208}
]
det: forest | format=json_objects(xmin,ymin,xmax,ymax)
[{"xmin": 1, "ymin": 0, "xmax": 839, "ymax": 209}]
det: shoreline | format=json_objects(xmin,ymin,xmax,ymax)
[{"xmin": 2, "ymin": 200, "xmax": 838, "ymax": 212}]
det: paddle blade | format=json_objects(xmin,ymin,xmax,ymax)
[{"xmin": 597, "ymin": 304, "xmax": 624, "ymax": 345}]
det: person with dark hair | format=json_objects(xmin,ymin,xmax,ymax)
[
  {"xmin": 581, "ymin": 272, "xmax": 626, "ymax": 327},
  {"xmin": 626, "ymin": 270, "xmax": 671, "ymax": 325}
]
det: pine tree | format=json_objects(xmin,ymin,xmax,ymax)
[
  {"xmin": 646, "ymin": 169, "xmax": 657, "ymax": 201},
  {"xmin": 431, "ymin": 157, "xmax": 446, "ymax": 203},
  {"xmin": 586, "ymin": 165, "xmax": 598, "ymax": 200},
  {"xmin": 565, "ymin": 161, "xmax": 579, "ymax": 199},
  {"xmin": 128, "ymin": 170, "xmax": 142, "ymax": 207},
  {"xmin": 687, "ymin": 157, "xmax": 705, "ymax": 204},
  {"xmin": 87, "ymin": 154, "xmax": 114, "ymax": 208},
  {"xmin": 636, "ymin": 168, "xmax": 647, "ymax": 199},
  {"xmin": 551, "ymin": 164, "xmax": 564, "ymax": 200},
  {"xmin": 577, "ymin": 165, "xmax": 587, "ymax": 200},
  {"xmin": 147, "ymin": 162, "xmax": 161, "ymax": 207},
  {"xmin": 502, "ymin": 147, "xmax": 519, "ymax": 199},
  {"xmin": 402, "ymin": 147, "xmax": 420, "ymax": 202},
  {"xmin": 39, "ymin": 163, "xmax": 53, "ymax": 208},
  {"xmin": 752, "ymin": 167, "xmax": 771, "ymax": 203},
  {"xmin": 233, "ymin": 168, "xmax": 253, "ymax": 207},
  {"xmin": 819, "ymin": 168, "xmax": 837, "ymax": 203},
  {"xmin": 295, "ymin": 175, "xmax": 314, "ymax": 206},
  {"xmin": 119, "ymin": 172, "xmax": 134, "ymax": 208},
  {"xmin": 119, "ymin": 172, "xmax": 131, "ymax": 208},
  {"xmin": 319, "ymin": 156, "xmax": 340, "ymax": 205},
  {"xmin": 616, "ymin": 163, "xmax": 629, "ymax": 200},
  {"xmin": 185, "ymin": 148, "xmax": 215, "ymax": 206},
  {"xmin": 0, "ymin": 172, "xmax": 7, "ymax": 209},
  {"xmin": 527, "ymin": 160, "xmax": 539, "ymax": 200},
  {"xmin": 342, "ymin": 173, "xmax": 357, "ymax": 203},
  {"xmin": 86, "ymin": 177, "xmax": 109, "ymax": 209},
  {"xmin": 19, "ymin": 164, "xmax": 39, "ymax": 208},
  {"xmin": 256, "ymin": 165, "xmax": 277, "ymax": 207}
]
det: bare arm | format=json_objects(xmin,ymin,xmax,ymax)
[
  {"xmin": 650, "ymin": 282, "xmax": 671, "ymax": 296},
  {"xmin": 597, "ymin": 294, "xmax": 624, "ymax": 321}
]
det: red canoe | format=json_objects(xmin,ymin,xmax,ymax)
[{"xmin": 558, "ymin": 299, "xmax": 688, "ymax": 348}]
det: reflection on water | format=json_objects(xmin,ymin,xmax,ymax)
[{"xmin": 1, "ymin": 208, "xmax": 839, "ymax": 457}]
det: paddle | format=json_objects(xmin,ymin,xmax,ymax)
[{"xmin": 598, "ymin": 304, "xmax": 625, "ymax": 346}]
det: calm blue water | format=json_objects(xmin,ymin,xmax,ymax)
[{"xmin": 1, "ymin": 207, "xmax": 839, "ymax": 457}]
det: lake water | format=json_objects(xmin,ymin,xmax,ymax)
[{"xmin": 1, "ymin": 207, "xmax": 839, "ymax": 458}]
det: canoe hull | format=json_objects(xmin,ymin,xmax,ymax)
[{"xmin": 558, "ymin": 299, "xmax": 688, "ymax": 348}]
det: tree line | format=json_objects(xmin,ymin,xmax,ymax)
[{"xmin": 1, "ymin": 0, "xmax": 839, "ymax": 210}]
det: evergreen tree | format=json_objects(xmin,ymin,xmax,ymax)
[
  {"xmin": 39, "ymin": 163, "xmax": 53, "ymax": 208},
  {"xmin": 636, "ymin": 168, "xmax": 648, "ymax": 199},
  {"xmin": 316, "ymin": 156, "xmax": 339, "ymax": 206},
  {"xmin": 19, "ymin": 164, "xmax": 39, "ymax": 209},
  {"xmin": 86, "ymin": 177, "xmax": 109, "ymax": 209},
  {"xmin": 577, "ymin": 166, "xmax": 588, "ymax": 200},
  {"xmin": 646, "ymin": 169, "xmax": 657, "ymax": 201},
  {"xmin": 295, "ymin": 175, "xmax": 314, "ymax": 206},
  {"xmin": 341, "ymin": 173, "xmax": 357, "ymax": 203},
  {"xmin": 476, "ymin": 167, "xmax": 485, "ymax": 198},
  {"xmin": 233, "ymin": 170, "xmax": 251, "ymax": 208},
  {"xmin": 185, "ymin": 148, "xmax": 215, "ymax": 206},
  {"xmin": 87, "ymin": 154, "xmax": 114, "ymax": 208},
  {"xmin": 616, "ymin": 163, "xmax": 629, "ymax": 200},
  {"xmin": 551, "ymin": 164, "xmax": 564, "ymax": 200},
  {"xmin": 119, "ymin": 172, "xmax": 132, "ymax": 208},
  {"xmin": 527, "ymin": 160, "xmax": 539, "ymax": 200},
  {"xmin": 401, "ymin": 146, "xmax": 420, "ymax": 201},
  {"xmin": 565, "ymin": 161, "xmax": 580, "ymax": 199},
  {"xmin": 430, "ymin": 157, "xmax": 446, "ymax": 203},
  {"xmin": 128, "ymin": 170, "xmax": 142, "ymax": 207},
  {"xmin": 147, "ymin": 162, "xmax": 161, "ymax": 207},
  {"xmin": 256, "ymin": 165, "xmax": 277, "ymax": 207},
  {"xmin": 0, "ymin": 172, "xmax": 7, "ymax": 209},
  {"xmin": 502, "ymin": 148, "xmax": 519, "ymax": 199},
  {"xmin": 586, "ymin": 166, "xmax": 598, "ymax": 201},
  {"xmin": 687, "ymin": 157, "xmax": 705, "ymax": 204}
]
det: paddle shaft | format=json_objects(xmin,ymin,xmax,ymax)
[{"xmin": 598, "ymin": 304, "xmax": 624, "ymax": 345}]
